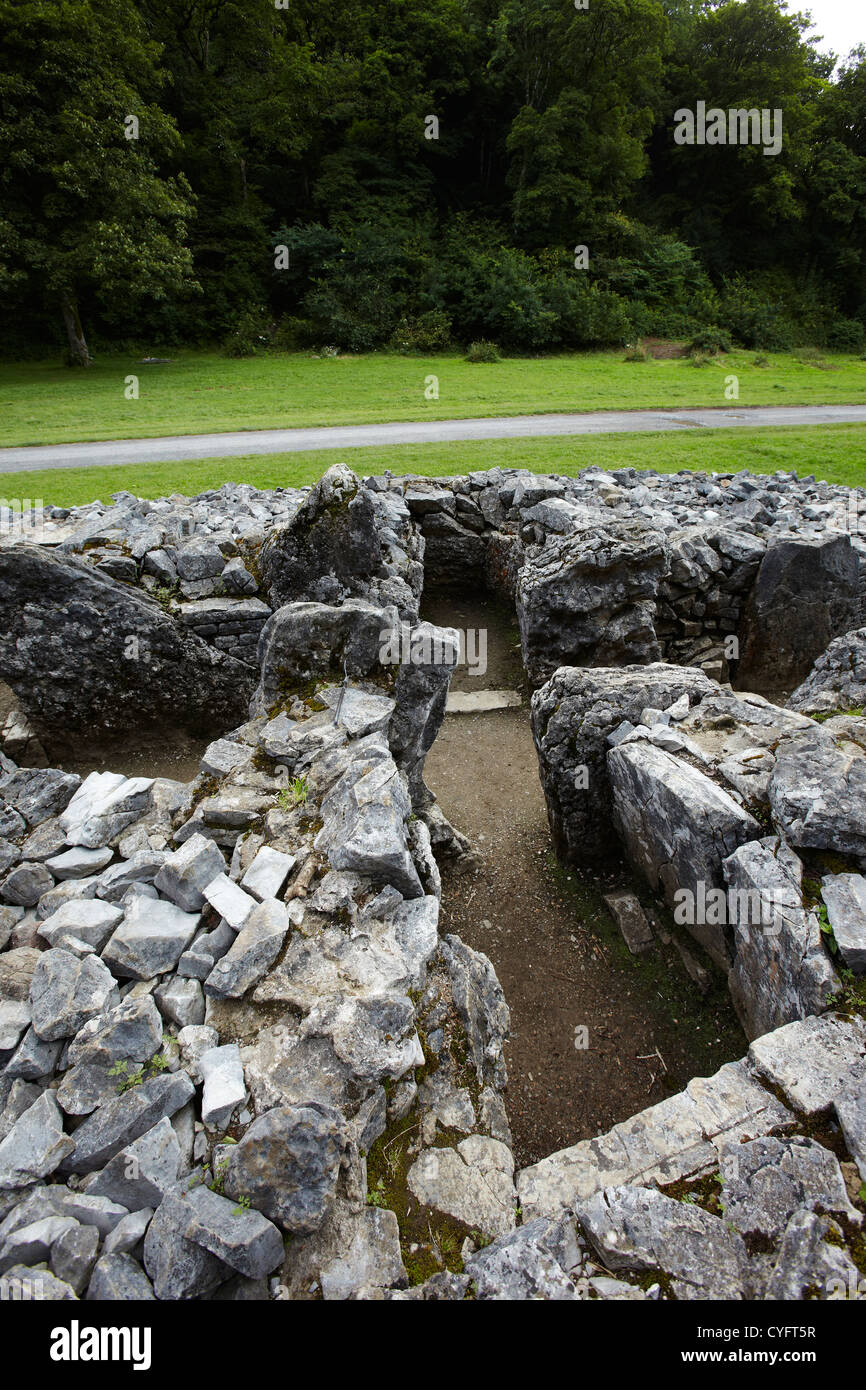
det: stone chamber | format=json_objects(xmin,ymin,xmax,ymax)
[{"xmin": 0, "ymin": 459, "xmax": 864, "ymax": 1301}]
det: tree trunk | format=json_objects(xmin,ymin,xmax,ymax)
[{"xmin": 60, "ymin": 295, "xmax": 92, "ymax": 367}]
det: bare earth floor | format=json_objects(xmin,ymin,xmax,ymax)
[{"xmin": 422, "ymin": 593, "xmax": 746, "ymax": 1169}]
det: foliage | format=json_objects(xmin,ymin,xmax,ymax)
[{"xmin": 2, "ymin": 1, "xmax": 865, "ymax": 357}]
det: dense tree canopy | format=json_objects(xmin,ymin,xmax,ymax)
[{"xmin": 1, "ymin": 0, "xmax": 864, "ymax": 360}]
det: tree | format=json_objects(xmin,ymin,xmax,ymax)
[{"xmin": 0, "ymin": 0, "xmax": 197, "ymax": 364}]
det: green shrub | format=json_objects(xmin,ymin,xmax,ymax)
[
  {"xmin": 827, "ymin": 317, "xmax": 866, "ymax": 354},
  {"xmin": 688, "ymin": 327, "xmax": 732, "ymax": 355},
  {"xmin": 223, "ymin": 307, "xmax": 272, "ymax": 357},
  {"xmin": 623, "ymin": 342, "xmax": 650, "ymax": 362},
  {"xmin": 390, "ymin": 309, "xmax": 452, "ymax": 353},
  {"xmin": 465, "ymin": 340, "xmax": 501, "ymax": 363}
]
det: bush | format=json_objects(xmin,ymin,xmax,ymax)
[
  {"xmin": 271, "ymin": 315, "xmax": 318, "ymax": 350},
  {"xmin": 223, "ymin": 307, "xmax": 272, "ymax": 357},
  {"xmin": 688, "ymin": 327, "xmax": 732, "ymax": 356},
  {"xmin": 465, "ymin": 340, "xmax": 501, "ymax": 363},
  {"xmin": 623, "ymin": 342, "xmax": 650, "ymax": 362},
  {"xmin": 390, "ymin": 309, "xmax": 452, "ymax": 353},
  {"xmin": 827, "ymin": 318, "xmax": 866, "ymax": 354},
  {"xmin": 718, "ymin": 276, "xmax": 796, "ymax": 351}
]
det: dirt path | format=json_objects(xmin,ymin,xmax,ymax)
[{"xmin": 422, "ymin": 593, "xmax": 746, "ymax": 1169}]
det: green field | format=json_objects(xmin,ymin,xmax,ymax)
[
  {"xmin": 2, "ymin": 348, "xmax": 866, "ymax": 447},
  {"xmin": 6, "ymin": 422, "xmax": 866, "ymax": 509}
]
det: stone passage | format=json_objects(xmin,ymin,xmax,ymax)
[{"xmin": 0, "ymin": 461, "xmax": 864, "ymax": 1302}]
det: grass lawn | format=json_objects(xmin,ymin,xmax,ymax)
[
  {"xmin": 6, "ymin": 422, "xmax": 866, "ymax": 508},
  {"xmin": 1, "ymin": 348, "xmax": 865, "ymax": 447}
]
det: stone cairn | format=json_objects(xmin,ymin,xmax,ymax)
[{"xmin": 0, "ymin": 461, "xmax": 863, "ymax": 1300}]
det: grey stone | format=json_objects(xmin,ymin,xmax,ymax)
[
  {"xmin": 0, "ymin": 1186, "xmax": 130, "ymax": 1240},
  {"xmin": 1, "ymin": 861, "xmax": 54, "ymax": 907},
  {"xmin": 60, "ymin": 771, "xmax": 155, "ymax": 849},
  {"xmin": 465, "ymin": 1215, "xmax": 582, "ymax": 1300},
  {"xmin": 725, "ymin": 838, "xmax": 838, "ymax": 1039},
  {"xmin": 182, "ymin": 1185, "xmax": 284, "ymax": 1279},
  {"xmin": 0, "ymin": 1263, "xmax": 78, "ymax": 1300},
  {"xmin": 788, "ymin": 626, "xmax": 866, "ymax": 716},
  {"xmin": 763, "ymin": 1208, "xmax": 862, "ymax": 1300},
  {"xmin": 143, "ymin": 1186, "xmax": 233, "ymax": 1300},
  {"xmin": 223, "ymin": 1103, "xmax": 347, "ymax": 1233},
  {"xmin": 199, "ymin": 737, "xmax": 254, "ymax": 778},
  {"xmin": 280, "ymin": 1200, "xmax": 407, "ymax": 1300},
  {"xmin": 154, "ymin": 976, "xmax": 205, "ymax": 1028},
  {"xmin": 0, "ymin": 946, "xmax": 40, "ymax": 1003},
  {"xmin": 821, "ymin": 873, "xmax": 866, "ymax": 974},
  {"xmin": 96, "ymin": 851, "xmax": 166, "ymax": 903},
  {"xmin": 199, "ymin": 1044, "xmax": 245, "ymax": 1128},
  {"xmin": 29, "ymin": 949, "xmax": 118, "ymax": 1042},
  {"xmin": 57, "ymin": 1062, "xmax": 123, "ymax": 1117},
  {"xmin": 202, "ymin": 873, "xmax": 256, "ymax": 930},
  {"xmin": 835, "ymin": 1082, "xmax": 866, "ymax": 1181},
  {"xmin": 204, "ymin": 899, "xmax": 289, "ymax": 999},
  {"xmin": 87, "ymin": 1252, "xmax": 156, "ymax": 1300},
  {"xmin": 176, "ymin": 1025, "xmax": 219, "ymax": 1083},
  {"xmin": 51, "ymin": 1222, "xmax": 99, "ymax": 1295},
  {"xmin": 530, "ymin": 664, "xmax": 715, "ymax": 866},
  {"xmin": 0, "ymin": 1214, "xmax": 79, "ymax": 1274},
  {"xmin": 769, "ymin": 727, "xmax": 866, "ymax": 860},
  {"xmin": 102, "ymin": 1207, "xmax": 153, "ymax": 1257},
  {"xmin": 576, "ymin": 1183, "xmax": 750, "ymax": 1300},
  {"xmin": 240, "ymin": 847, "xmax": 296, "ymax": 902},
  {"xmin": 178, "ymin": 917, "xmax": 235, "ymax": 980},
  {"xmin": 0, "ymin": 1091, "xmax": 74, "ymax": 1188},
  {"xmin": 603, "ymin": 892, "xmax": 654, "ymax": 955},
  {"xmin": 68, "ymin": 994, "xmax": 163, "ymax": 1069},
  {"xmin": 516, "ymin": 1058, "xmax": 792, "ymax": 1221},
  {"xmin": 407, "ymin": 1135, "xmax": 516, "ymax": 1239},
  {"xmin": 4, "ymin": 1026, "xmax": 63, "ymax": 1081},
  {"xmin": 84, "ymin": 1117, "xmax": 183, "ymax": 1211},
  {"xmin": 154, "ymin": 834, "xmax": 227, "ymax": 912},
  {"xmin": 609, "ymin": 741, "xmax": 760, "ymax": 968},
  {"xmin": 0, "ymin": 1000, "xmax": 30, "ymax": 1051},
  {"xmin": 748, "ymin": 1013, "xmax": 866, "ymax": 1116},
  {"xmin": 45, "ymin": 847, "xmax": 113, "ymax": 880},
  {"xmin": 516, "ymin": 520, "xmax": 667, "ymax": 685},
  {"xmin": 60, "ymin": 1071, "xmax": 195, "ymax": 1174},
  {"xmin": 738, "ymin": 534, "xmax": 860, "ymax": 689},
  {"xmin": 0, "ymin": 767, "xmax": 81, "ymax": 828},
  {"xmin": 37, "ymin": 899, "xmax": 124, "ymax": 952},
  {"xmin": 441, "ymin": 935, "xmax": 510, "ymax": 1092},
  {"xmin": 720, "ymin": 1134, "xmax": 860, "ymax": 1242},
  {"xmin": 102, "ymin": 896, "xmax": 201, "ymax": 979}
]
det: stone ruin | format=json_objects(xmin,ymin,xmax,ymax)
[{"xmin": 0, "ymin": 459, "xmax": 864, "ymax": 1301}]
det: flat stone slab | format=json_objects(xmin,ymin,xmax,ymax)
[
  {"xmin": 101, "ymin": 896, "xmax": 201, "ymax": 979},
  {"xmin": 182, "ymin": 1184, "xmax": 284, "ymax": 1279},
  {"xmin": 199, "ymin": 1044, "xmax": 246, "ymax": 1128},
  {"xmin": 821, "ymin": 873, "xmax": 866, "ymax": 974},
  {"xmin": 516, "ymin": 1058, "xmax": 792, "ymax": 1221},
  {"xmin": 446, "ymin": 690, "xmax": 522, "ymax": 713},
  {"xmin": 45, "ymin": 846, "xmax": 113, "ymax": 880},
  {"xmin": 202, "ymin": 873, "xmax": 257, "ymax": 930},
  {"xmin": 576, "ymin": 1184, "xmax": 751, "ymax": 1300},
  {"xmin": 603, "ymin": 891, "xmax": 654, "ymax": 955},
  {"xmin": 407, "ymin": 1135, "xmax": 516, "ymax": 1239},
  {"xmin": 240, "ymin": 847, "xmax": 296, "ymax": 902},
  {"xmin": 37, "ymin": 899, "xmax": 123, "ymax": 952},
  {"xmin": 748, "ymin": 1013, "xmax": 866, "ymax": 1117}
]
